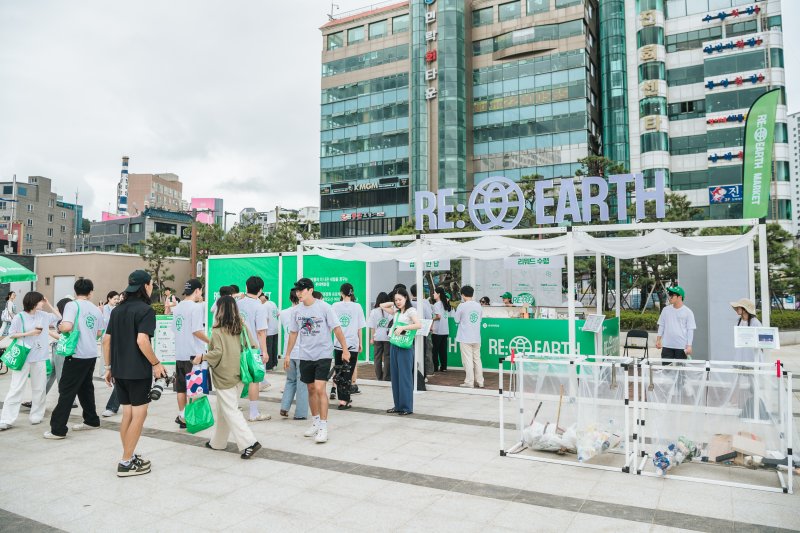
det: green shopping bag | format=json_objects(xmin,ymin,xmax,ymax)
[
  {"xmin": 55, "ymin": 303, "xmax": 80, "ymax": 357},
  {"xmin": 2, "ymin": 315, "xmax": 32, "ymax": 371},
  {"xmin": 388, "ymin": 312, "xmax": 416, "ymax": 349},
  {"xmin": 185, "ymin": 396, "xmax": 214, "ymax": 434},
  {"xmin": 239, "ymin": 328, "xmax": 264, "ymax": 398}
]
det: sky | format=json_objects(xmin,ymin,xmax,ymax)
[{"xmin": 0, "ymin": 0, "xmax": 798, "ymax": 222}]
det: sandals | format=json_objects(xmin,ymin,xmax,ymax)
[
  {"xmin": 279, "ymin": 410, "xmax": 289, "ymax": 418},
  {"xmin": 337, "ymin": 402, "xmax": 352, "ymax": 410}
]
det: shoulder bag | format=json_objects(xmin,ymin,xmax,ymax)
[
  {"xmin": 1, "ymin": 315, "xmax": 32, "ymax": 371},
  {"xmin": 388, "ymin": 312, "xmax": 416, "ymax": 349},
  {"xmin": 56, "ymin": 303, "xmax": 81, "ymax": 357}
]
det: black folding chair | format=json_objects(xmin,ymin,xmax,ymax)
[{"xmin": 623, "ymin": 329, "xmax": 649, "ymax": 360}]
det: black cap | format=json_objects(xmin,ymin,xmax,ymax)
[
  {"xmin": 183, "ymin": 278, "xmax": 203, "ymax": 296},
  {"xmin": 125, "ymin": 270, "xmax": 151, "ymax": 292},
  {"xmin": 294, "ymin": 277, "xmax": 314, "ymax": 291}
]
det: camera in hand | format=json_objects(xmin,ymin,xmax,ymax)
[
  {"xmin": 149, "ymin": 374, "xmax": 174, "ymax": 401},
  {"xmin": 331, "ymin": 362, "xmax": 352, "ymax": 389}
]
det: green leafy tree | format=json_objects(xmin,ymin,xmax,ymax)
[
  {"xmin": 264, "ymin": 212, "xmax": 319, "ymax": 253},
  {"xmin": 124, "ymin": 232, "xmax": 180, "ymax": 301}
]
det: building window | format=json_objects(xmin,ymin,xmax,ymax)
[
  {"xmin": 60, "ymin": 225, "xmax": 66, "ymax": 233},
  {"xmin": 26, "ymin": 218, "xmax": 33, "ymax": 227},
  {"xmin": 25, "ymin": 233, "xmax": 32, "ymax": 243},
  {"xmin": 48, "ymin": 199, "xmax": 54, "ymax": 208},
  {"xmin": 119, "ymin": 224, "xmax": 127, "ymax": 234},
  {"xmin": 327, "ymin": 31, "xmax": 343, "ymax": 50},
  {"xmin": 347, "ymin": 26, "xmax": 365, "ymax": 45},
  {"xmin": 499, "ymin": 1, "xmax": 521, "ymax": 22},
  {"xmin": 704, "ymin": 50, "xmax": 765, "ymax": 78},
  {"xmin": 155, "ymin": 222, "xmax": 177, "ymax": 235},
  {"xmin": 25, "ymin": 248, "xmax": 31, "ymax": 255},
  {"xmin": 61, "ymin": 211, "xmax": 66, "ymax": 219},
  {"xmin": 473, "ymin": 6, "xmax": 494, "ymax": 26},
  {"xmin": 640, "ymin": 96, "xmax": 667, "ymax": 116},
  {"xmin": 638, "ymin": 61, "xmax": 665, "ymax": 82},
  {"xmin": 48, "ymin": 214, "xmax": 53, "ymax": 223},
  {"xmin": 667, "ymin": 99, "xmax": 705, "ymax": 120},
  {"xmin": 2, "ymin": 186, "xmax": 11, "ymax": 195},
  {"xmin": 46, "ymin": 242, "xmax": 52, "ymax": 250},
  {"xmin": 47, "ymin": 228, "xmax": 53, "ymax": 237},
  {"xmin": 665, "ymin": 27, "xmax": 722, "ymax": 53},
  {"xmin": 17, "ymin": 186, "xmax": 26, "ymax": 197},
  {"xmin": 666, "ymin": 64, "xmax": 703, "ymax": 87},
  {"xmin": 0, "ymin": 202, "xmax": 5, "ymax": 210},
  {"xmin": 555, "ymin": 0, "xmax": 581, "ymax": 8},
  {"xmin": 669, "ymin": 134, "xmax": 707, "ymax": 155},
  {"xmin": 27, "ymin": 204, "xmax": 33, "ymax": 212},
  {"xmin": 641, "ymin": 132, "xmax": 669, "ymax": 153},
  {"xmin": 392, "ymin": 14, "xmax": 409, "ymax": 34},
  {"xmin": 130, "ymin": 222, "xmax": 142, "ymax": 233},
  {"xmin": 637, "ymin": 26, "xmax": 664, "ymax": 47},
  {"xmin": 369, "ymin": 20, "xmax": 387, "ymax": 40},
  {"xmin": 769, "ymin": 48, "xmax": 784, "ymax": 69}
]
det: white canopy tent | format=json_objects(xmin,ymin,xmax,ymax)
[{"xmin": 300, "ymin": 219, "xmax": 767, "ymax": 378}]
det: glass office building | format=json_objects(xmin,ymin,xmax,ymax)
[{"xmin": 320, "ymin": 0, "xmax": 600, "ymax": 238}]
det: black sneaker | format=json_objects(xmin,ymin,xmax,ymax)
[
  {"xmin": 175, "ymin": 416, "xmax": 186, "ymax": 429},
  {"xmin": 241, "ymin": 441, "xmax": 262, "ymax": 460},
  {"xmin": 21, "ymin": 401, "xmax": 32, "ymax": 409},
  {"xmin": 329, "ymin": 387, "xmax": 336, "ymax": 400},
  {"xmin": 350, "ymin": 384, "xmax": 360, "ymax": 394},
  {"xmin": 133, "ymin": 454, "xmax": 151, "ymax": 468},
  {"xmin": 117, "ymin": 456, "xmax": 151, "ymax": 477}
]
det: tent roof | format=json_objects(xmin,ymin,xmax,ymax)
[
  {"xmin": 305, "ymin": 228, "xmax": 756, "ymax": 263},
  {"xmin": 0, "ymin": 256, "xmax": 36, "ymax": 283}
]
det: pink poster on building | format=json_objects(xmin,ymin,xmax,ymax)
[{"xmin": 191, "ymin": 198, "xmax": 220, "ymax": 225}]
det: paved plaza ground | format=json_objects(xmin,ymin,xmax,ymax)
[{"xmin": 1, "ymin": 347, "xmax": 799, "ymax": 532}]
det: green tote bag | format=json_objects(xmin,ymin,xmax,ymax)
[
  {"xmin": 55, "ymin": 303, "xmax": 81, "ymax": 357},
  {"xmin": 388, "ymin": 312, "xmax": 416, "ymax": 349},
  {"xmin": 1, "ymin": 315, "xmax": 32, "ymax": 371}
]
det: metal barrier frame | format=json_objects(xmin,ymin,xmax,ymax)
[
  {"xmin": 499, "ymin": 353, "xmax": 636, "ymax": 473},
  {"xmin": 633, "ymin": 358, "xmax": 794, "ymax": 494}
]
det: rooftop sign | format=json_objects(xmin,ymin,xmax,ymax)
[{"xmin": 415, "ymin": 173, "xmax": 666, "ymax": 231}]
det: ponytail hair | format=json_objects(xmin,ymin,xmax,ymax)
[
  {"xmin": 340, "ymin": 282, "xmax": 356, "ymax": 302},
  {"xmin": 435, "ymin": 287, "xmax": 452, "ymax": 312}
]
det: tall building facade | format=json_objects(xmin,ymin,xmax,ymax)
[
  {"xmin": 126, "ymin": 173, "xmax": 184, "ymax": 215},
  {"xmin": 320, "ymin": 0, "xmax": 600, "ymax": 239},
  {"xmin": 789, "ymin": 110, "xmax": 800, "ymax": 234},
  {"xmin": 622, "ymin": 0, "xmax": 790, "ymax": 231},
  {"xmin": 0, "ymin": 176, "xmax": 81, "ymax": 255}
]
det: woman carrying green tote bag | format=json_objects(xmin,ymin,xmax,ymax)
[
  {"xmin": 0, "ymin": 292, "xmax": 61, "ymax": 430},
  {"xmin": 379, "ymin": 288, "xmax": 422, "ymax": 416},
  {"xmin": 192, "ymin": 295, "xmax": 261, "ymax": 459}
]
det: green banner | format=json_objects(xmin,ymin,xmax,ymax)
[
  {"xmin": 743, "ymin": 88, "xmax": 781, "ymax": 219},
  {"xmin": 206, "ymin": 255, "xmax": 280, "ymax": 328}
]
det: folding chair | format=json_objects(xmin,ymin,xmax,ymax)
[{"xmin": 623, "ymin": 329, "xmax": 649, "ymax": 360}]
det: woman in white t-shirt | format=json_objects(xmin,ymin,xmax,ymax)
[
  {"xmin": 368, "ymin": 292, "xmax": 392, "ymax": 382},
  {"xmin": 431, "ymin": 287, "xmax": 452, "ymax": 372},
  {"xmin": 0, "ymin": 292, "xmax": 61, "ymax": 430},
  {"xmin": 331, "ymin": 283, "xmax": 366, "ymax": 409},
  {"xmin": 1, "ymin": 291, "xmax": 17, "ymax": 337},
  {"xmin": 380, "ymin": 287, "xmax": 421, "ymax": 415},
  {"xmin": 730, "ymin": 298, "xmax": 763, "ymax": 363}
]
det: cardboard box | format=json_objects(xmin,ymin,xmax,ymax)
[{"xmin": 732, "ymin": 432, "xmax": 766, "ymax": 457}]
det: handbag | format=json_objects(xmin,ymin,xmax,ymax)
[
  {"xmin": 185, "ymin": 363, "xmax": 210, "ymax": 398},
  {"xmin": 1, "ymin": 315, "xmax": 32, "ymax": 371},
  {"xmin": 239, "ymin": 328, "xmax": 264, "ymax": 398},
  {"xmin": 55, "ymin": 303, "xmax": 81, "ymax": 357},
  {"xmin": 185, "ymin": 395, "xmax": 214, "ymax": 434},
  {"xmin": 389, "ymin": 312, "xmax": 416, "ymax": 349}
]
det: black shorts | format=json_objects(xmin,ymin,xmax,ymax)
[
  {"xmin": 299, "ymin": 359, "xmax": 332, "ymax": 384},
  {"xmin": 114, "ymin": 378, "xmax": 151, "ymax": 407},
  {"xmin": 173, "ymin": 361, "xmax": 194, "ymax": 393}
]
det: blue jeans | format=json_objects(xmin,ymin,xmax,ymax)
[
  {"xmin": 389, "ymin": 344, "xmax": 414, "ymax": 413},
  {"xmin": 280, "ymin": 359, "xmax": 308, "ymax": 418}
]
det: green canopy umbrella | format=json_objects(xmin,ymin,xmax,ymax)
[{"xmin": 0, "ymin": 256, "xmax": 36, "ymax": 283}]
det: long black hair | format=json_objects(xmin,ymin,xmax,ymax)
[
  {"xmin": 123, "ymin": 286, "xmax": 151, "ymax": 305},
  {"xmin": 340, "ymin": 282, "xmax": 356, "ymax": 302},
  {"xmin": 435, "ymin": 287, "xmax": 452, "ymax": 312},
  {"xmin": 392, "ymin": 288, "xmax": 413, "ymax": 312},
  {"xmin": 374, "ymin": 291, "xmax": 390, "ymax": 309}
]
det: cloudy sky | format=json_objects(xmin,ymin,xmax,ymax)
[{"xmin": 1, "ymin": 1, "xmax": 798, "ymax": 221}]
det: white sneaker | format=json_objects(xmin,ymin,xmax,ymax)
[
  {"xmin": 101, "ymin": 410, "xmax": 117, "ymax": 417},
  {"xmin": 43, "ymin": 431, "xmax": 65, "ymax": 440},
  {"xmin": 303, "ymin": 424, "xmax": 319, "ymax": 437},
  {"xmin": 72, "ymin": 423, "xmax": 100, "ymax": 431},
  {"xmin": 30, "ymin": 419, "xmax": 42, "ymax": 425},
  {"xmin": 315, "ymin": 427, "xmax": 328, "ymax": 443},
  {"xmin": 459, "ymin": 383, "xmax": 473, "ymax": 388},
  {"xmin": 247, "ymin": 413, "xmax": 271, "ymax": 422},
  {"xmin": 0, "ymin": 423, "xmax": 11, "ymax": 431}
]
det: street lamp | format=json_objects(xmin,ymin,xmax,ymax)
[{"xmin": 223, "ymin": 211, "xmax": 236, "ymax": 232}]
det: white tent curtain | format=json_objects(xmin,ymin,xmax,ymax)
[{"xmin": 305, "ymin": 229, "xmax": 757, "ymax": 263}]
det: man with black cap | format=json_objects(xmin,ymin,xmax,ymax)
[
  {"xmin": 170, "ymin": 278, "xmax": 209, "ymax": 428},
  {"xmin": 655, "ymin": 285, "xmax": 696, "ymax": 361},
  {"xmin": 103, "ymin": 269, "xmax": 166, "ymax": 477},
  {"xmin": 284, "ymin": 277, "xmax": 349, "ymax": 444}
]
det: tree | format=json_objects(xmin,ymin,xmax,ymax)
[
  {"xmin": 126, "ymin": 232, "xmax": 181, "ymax": 301},
  {"xmin": 81, "ymin": 218, "xmax": 91, "ymax": 234},
  {"xmin": 264, "ymin": 211, "xmax": 320, "ymax": 253},
  {"xmin": 574, "ymin": 155, "xmax": 627, "ymax": 178}
]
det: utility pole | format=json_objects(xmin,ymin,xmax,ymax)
[{"xmin": 190, "ymin": 208, "xmax": 198, "ymax": 277}]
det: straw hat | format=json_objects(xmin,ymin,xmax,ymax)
[{"xmin": 729, "ymin": 298, "xmax": 756, "ymax": 315}]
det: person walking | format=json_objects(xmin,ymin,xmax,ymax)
[
  {"xmin": 103, "ymin": 270, "xmax": 167, "ymax": 477},
  {"xmin": 730, "ymin": 298, "xmax": 763, "ymax": 363},
  {"xmin": 171, "ymin": 279, "xmax": 209, "ymax": 429},
  {"xmin": 45, "ymin": 278, "xmax": 105, "ymax": 439},
  {"xmin": 236, "ymin": 276, "xmax": 271, "ymax": 421},
  {"xmin": 1, "ymin": 291, "xmax": 17, "ymax": 338},
  {"xmin": 655, "ymin": 286, "xmax": 696, "ymax": 361},
  {"xmin": 431, "ymin": 287, "xmax": 452, "ymax": 372},
  {"xmin": 193, "ymin": 296, "xmax": 261, "ymax": 459},
  {"xmin": 284, "ymin": 278, "xmax": 350, "ymax": 443},
  {"xmin": 0, "ymin": 292, "xmax": 61, "ymax": 431},
  {"xmin": 279, "ymin": 289, "xmax": 307, "ymax": 420},
  {"xmin": 380, "ymin": 287, "xmax": 421, "ymax": 415},
  {"xmin": 367, "ymin": 292, "xmax": 392, "ymax": 381},
  {"xmin": 163, "ymin": 288, "xmax": 179, "ymax": 315},
  {"xmin": 331, "ymin": 283, "xmax": 365, "ymax": 410},
  {"xmin": 454, "ymin": 285, "xmax": 484, "ymax": 389},
  {"xmin": 263, "ymin": 293, "xmax": 279, "ymax": 371}
]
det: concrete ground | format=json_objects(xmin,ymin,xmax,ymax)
[{"xmin": 1, "ymin": 346, "xmax": 799, "ymax": 532}]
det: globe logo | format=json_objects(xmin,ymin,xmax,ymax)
[
  {"xmin": 514, "ymin": 292, "xmax": 534, "ymax": 305},
  {"xmin": 754, "ymin": 126, "xmax": 768, "ymax": 143},
  {"xmin": 85, "ymin": 315, "xmax": 96, "ymax": 329},
  {"xmin": 175, "ymin": 317, "xmax": 184, "ymax": 331},
  {"xmin": 469, "ymin": 311, "xmax": 479, "ymax": 323},
  {"xmin": 378, "ymin": 318, "xmax": 389, "ymax": 328},
  {"xmin": 509, "ymin": 336, "xmax": 533, "ymax": 355},
  {"xmin": 339, "ymin": 314, "xmax": 351, "ymax": 327},
  {"xmin": 468, "ymin": 176, "xmax": 525, "ymax": 231}
]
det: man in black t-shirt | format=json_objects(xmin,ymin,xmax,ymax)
[{"xmin": 103, "ymin": 270, "xmax": 166, "ymax": 477}]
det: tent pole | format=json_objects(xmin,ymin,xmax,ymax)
[
  {"xmin": 595, "ymin": 252, "xmax": 602, "ymax": 315},
  {"xmin": 296, "ymin": 240, "xmax": 304, "ymax": 278},
  {"xmin": 567, "ymin": 229, "xmax": 576, "ymax": 356},
  {"xmin": 748, "ymin": 238, "xmax": 756, "ymax": 302},
  {"xmin": 758, "ymin": 221, "xmax": 770, "ymax": 326},
  {"xmin": 365, "ymin": 261, "xmax": 371, "ymax": 364},
  {"xmin": 414, "ymin": 235, "xmax": 424, "ymax": 394},
  {"xmin": 615, "ymin": 257, "xmax": 621, "ymax": 318},
  {"xmin": 278, "ymin": 252, "xmax": 283, "ymax": 360}
]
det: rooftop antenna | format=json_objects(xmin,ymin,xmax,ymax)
[{"xmin": 328, "ymin": 3, "xmax": 339, "ymax": 20}]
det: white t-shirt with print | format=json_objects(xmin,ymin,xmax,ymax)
[
  {"xmin": 280, "ymin": 306, "xmax": 299, "ymax": 359},
  {"xmin": 62, "ymin": 300, "xmax": 104, "ymax": 359},
  {"xmin": 264, "ymin": 300, "xmax": 279, "ymax": 335},
  {"xmin": 454, "ymin": 300, "xmax": 482, "ymax": 344},
  {"xmin": 172, "ymin": 299, "xmax": 207, "ymax": 361},
  {"xmin": 237, "ymin": 296, "xmax": 268, "ymax": 350},
  {"xmin": 288, "ymin": 300, "xmax": 340, "ymax": 361},
  {"xmin": 368, "ymin": 307, "xmax": 392, "ymax": 342},
  {"xmin": 9, "ymin": 311, "xmax": 59, "ymax": 363},
  {"xmin": 432, "ymin": 301, "xmax": 450, "ymax": 336},
  {"xmin": 332, "ymin": 301, "xmax": 366, "ymax": 351}
]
